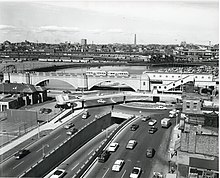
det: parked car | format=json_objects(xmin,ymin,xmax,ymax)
[
  {"xmin": 129, "ymin": 167, "xmax": 142, "ymax": 178},
  {"xmin": 39, "ymin": 108, "xmax": 52, "ymax": 114},
  {"xmin": 148, "ymin": 126, "xmax": 158, "ymax": 134},
  {"xmin": 14, "ymin": 149, "xmax": 30, "ymax": 159},
  {"xmin": 148, "ymin": 119, "xmax": 157, "ymax": 126},
  {"xmin": 98, "ymin": 150, "xmax": 111, "ymax": 163},
  {"xmin": 112, "ymin": 159, "xmax": 125, "ymax": 172},
  {"xmin": 108, "ymin": 142, "xmax": 119, "ymax": 152},
  {"xmin": 44, "ymin": 108, "xmax": 52, "ymax": 114},
  {"xmin": 39, "ymin": 107, "xmax": 46, "ymax": 114},
  {"xmin": 130, "ymin": 124, "xmax": 139, "ymax": 131},
  {"xmin": 146, "ymin": 148, "xmax": 155, "ymax": 158},
  {"xmin": 126, "ymin": 140, "xmax": 137, "ymax": 149},
  {"xmin": 97, "ymin": 99, "xmax": 106, "ymax": 103},
  {"xmin": 141, "ymin": 116, "xmax": 151, "ymax": 122},
  {"xmin": 50, "ymin": 168, "xmax": 66, "ymax": 178},
  {"xmin": 66, "ymin": 128, "xmax": 78, "ymax": 135}
]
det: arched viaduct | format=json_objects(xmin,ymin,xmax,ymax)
[{"xmin": 3, "ymin": 72, "xmax": 151, "ymax": 91}]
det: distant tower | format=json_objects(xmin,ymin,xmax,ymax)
[
  {"xmin": 134, "ymin": 34, "xmax": 136, "ymax": 45},
  {"xmin": 81, "ymin": 39, "xmax": 87, "ymax": 46},
  {"xmin": 209, "ymin": 41, "xmax": 211, "ymax": 46}
]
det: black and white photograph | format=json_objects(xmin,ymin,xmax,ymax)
[{"xmin": 0, "ymin": 0, "xmax": 219, "ymax": 177}]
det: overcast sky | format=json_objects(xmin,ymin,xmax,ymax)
[{"xmin": 0, "ymin": 0, "xmax": 218, "ymax": 45}]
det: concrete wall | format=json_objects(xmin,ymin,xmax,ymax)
[
  {"xmin": 20, "ymin": 113, "xmax": 112, "ymax": 177},
  {"xmin": 180, "ymin": 130, "xmax": 218, "ymax": 157},
  {"xmin": 196, "ymin": 134, "xmax": 218, "ymax": 157}
]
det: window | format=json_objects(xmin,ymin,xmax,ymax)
[
  {"xmin": 143, "ymin": 82, "xmax": 145, "ymax": 86},
  {"xmin": 153, "ymin": 75, "xmax": 155, "ymax": 77},
  {"xmin": 172, "ymin": 76, "xmax": 174, "ymax": 78},
  {"xmin": 159, "ymin": 75, "xmax": 162, "ymax": 77},
  {"xmin": 195, "ymin": 76, "xmax": 197, "ymax": 78},
  {"xmin": 178, "ymin": 76, "xmax": 180, "ymax": 78},
  {"xmin": 159, "ymin": 86, "xmax": 161, "ymax": 88},
  {"xmin": 193, "ymin": 102, "xmax": 197, "ymax": 110},
  {"xmin": 166, "ymin": 75, "xmax": 168, "ymax": 78},
  {"xmin": 202, "ymin": 76, "xmax": 204, "ymax": 79},
  {"xmin": 186, "ymin": 102, "xmax": 190, "ymax": 109}
]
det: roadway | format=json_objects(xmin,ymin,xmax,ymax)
[
  {"xmin": 0, "ymin": 100, "xmax": 112, "ymax": 177},
  {"xmin": 44, "ymin": 124, "xmax": 119, "ymax": 178},
  {"xmin": 58, "ymin": 91, "xmax": 181, "ymax": 106},
  {"xmin": 84, "ymin": 110, "xmax": 173, "ymax": 178}
]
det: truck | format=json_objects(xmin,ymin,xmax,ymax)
[{"xmin": 161, "ymin": 118, "xmax": 171, "ymax": 128}]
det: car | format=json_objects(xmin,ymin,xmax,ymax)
[
  {"xmin": 169, "ymin": 113, "xmax": 176, "ymax": 118},
  {"xmin": 130, "ymin": 167, "xmax": 142, "ymax": 178},
  {"xmin": 130, "ymin": 124, "xmax": 139, "ymax": 131},
  {"xmin": 112, "ymin": 159, "xmax": 125, "ymax": 172},
  {"xmin": 97, "ymin": 99, "xmax": 106, "ymax": 103},
  {"xmin": 63, "ymin": 90, "xmax": 71, "ymax": 94},
  {"xmin": 148, "ymin": 126, "xmax": 158, "ymax": 134},
  {"xmin": 82, "ymin": 111, "xmax": 89, "ymax": 119},
  {"xmin": 108, "ymin": 142, "xmax": 119, "ymax": 152},
  {"xmin": 39, "ymin": 107, "xmax": 52, "ymax": 114},
  {"xmin": 98, "ymin": 150, "xmax": 111, "ymax": 163},
  {"xmin": 14, "ymin": 149, "xmax": 30, "ymax": 159},
  {"xmin": 153, "ymin": 172, "xmax": 163, "ymax": 178},
  {"xmin": 141, "ymin": 116, "xmax": 151, "ymax": 122},
  {"xmin": 50, "ymin": 169, "xmax": 66, "ymax": 178},
  {"xmin": 156, "ymin": 106, "xmax": 167, "ymax": 110},
  {"xmin": 66, "ymin": 128, "xmax": 78, "ymax": 135},
  {"xmin": 126, "ymin": 140, "xmax": 137, "ymax": 149},
  {"xmin": 148, "ymin": 119, "xmax": 157, "ymax": 126},
  {"xmin": 146, "ymin": 148, "xmax": 155, "ymax": 158},
  {"xmin": 64, "ymin": 122, "xmax": 75, "ymax": 129},
  {"xmin": 44, "ymin": 108, "xmax": 52, "ymax": 114},
  {"xmin": 39, "ymin": 107, "xmax": 46, "ymax": 114}
]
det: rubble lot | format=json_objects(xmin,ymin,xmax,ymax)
[{"xmin": 0, "ymin": 100, "xmax": 60, "ymax": 146}]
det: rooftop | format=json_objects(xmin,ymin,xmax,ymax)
[{"xmin": 189, "ymin": 157, "xmax": 219, "ymax": 171}]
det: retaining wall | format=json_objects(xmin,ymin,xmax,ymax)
[{"xmin": 20, "ymin": 113, "xmax": 112, "ymax": 177}]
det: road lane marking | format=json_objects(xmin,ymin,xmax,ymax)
[
  {"xmin": 71, "ymin": 162, "xmax": 79, "ymax": 171},
  {"xmin": 54, "ymin": 135, "xmax": 60, "ymax": 140},
  {"xmin": 36, "ymin": 148, "xmax": 43, "ymax": 153},
  {"xmin": 102, "ymin": 168, "xmax": 109, "ymax": 178},
  {"xmin": 87, "ymin": 149, "xmax": 94, "ymax": 155},
  {"xmin": 121, "ymin": 170, "xmax": 126, "ymax": 178},
  {"xmin": 13, "ymin": 161, "xmax": 24, "ymax": 169}
]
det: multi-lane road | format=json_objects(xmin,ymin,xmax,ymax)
[
  {"xmin": 84, "ymin": 110, "xmax": 173, "ymax": 178},
  {"xmin": 0, "ymin": 101, "xmax": 111, "ymax": 177},
  {"xmin": 0, "ymin": 96, "xmax": 174, "ymax": 178}
]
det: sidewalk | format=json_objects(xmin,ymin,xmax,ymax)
[
  {"xmin": 167, "ymin": 124, "xmax": 182, "ymax": 177},
  {"xmin": 0, "ymin": 102, "xmax": 83, "ymax": 156}
]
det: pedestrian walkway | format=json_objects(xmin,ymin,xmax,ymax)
[
  {"xmin": 0, "ymin": 102, "xmax": 84, "ymax": 156},
  {"xmin": 168, "ymin": 124, "xmax": 181, "ymax": 176}
]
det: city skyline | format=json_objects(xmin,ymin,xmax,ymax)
[{"xmin": 0, "ymin": 0, "xmax": 219, "ymax": 45}]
